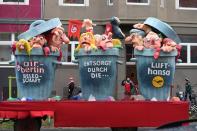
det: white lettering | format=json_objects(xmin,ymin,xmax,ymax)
[
  {"xmin": 84, "ymin": 61, "xmax": 112, "ymax": 67},
  {"xmin": 151, "ymin": 62, "xmax": 168, "ymax": 69},
  {"xmin": 91, "ymin": 73, "xmax": 101, "ymax": 79},
  {"xmin": 148, "ymin": 67, "xmax": 170, "ymax": 76}
]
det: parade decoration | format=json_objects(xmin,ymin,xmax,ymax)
[
  {"xmin": 68, "ymin": 20, "xmax": 83, "ymax": 39},
  {"xmin": 75, "ymin": 48, "xmax": 120, "ymax": 100},
  {"xmin": 82, "ymin": 19, "xmax": 96, "ymax": 33},
  {"xmin": 75, "ymin": 32, "xmax": 97, "ymax": 52},
  {"xmin": 15, "ymin": 39, "xmax": 32, "ymax": 55},
  {"xmin": 11, "ymin": 16, "xmax": 182, "ymax": 101},
  {"xmin": 74, "ymin": 17, "xmax": 123, "ymax": 100},
  {"xmin": 110, "ymin": 16, "xmax": 125, "ymax": 39},
  {"xmin": 126, "ymin": 17, "xmax": 182, "ymax": 100},
  {"xmin": 12, "ymin": 18, "xmax": 70, "ymax": 100},
  {"xmin": 105, "ymin": 22, "xmax": 112, "ymax": 35},
  {"xmin": 125, "ymin": 29, "xmax": 145, "ymax": 51},
  {"xmin": 94, "ymin": 32, "xmax": 113, "ymax": 51},
  {"xmin": 29, "ymin": 34, "xmax": 47, "ymax": 48},
  {"xmin": 46, "ymin": 26, "xmax": 70, "ymax": 52}
]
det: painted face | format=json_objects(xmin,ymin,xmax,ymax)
[
  {"xmin": 126, "ymin": 77, "xmax": 130, "ymax": 81},
  {"xmin": 50, "ymin": 27, "xmax": 70, "ymax": 48},
  {"xmin": 29, "ymin": 35, "xmax": 46, "ymax": 48},
  {"xmin": 163, "ymin": 38, "xmax": 176, "ymax": 47},
  {"xmin": 129, "ymin": 33, "xmax": 143, "ymax": 46},
  {"xmin": 144, "ymin": 31, "xmax": 161, "ymax": 49},
  {"xmin": 99, "ymin": 33, "xmax": 113, "ymax": 48},
  {"xmin": 79, "ymin": 32, "xmax": 95, "ymax": 47}
]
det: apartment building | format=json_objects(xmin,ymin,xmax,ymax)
[
  {"xmin": 0, "ymin": 0, "xmax": 42, "ymax": 100},
  {"xmin": 0, "ymin": 0, "xmax": 197, "ymax": 100}
]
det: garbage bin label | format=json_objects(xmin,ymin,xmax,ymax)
[
  {"xmin": 76, "ymin": 48, "xmax": 120, "ymax": 99},
  {"xmin": 135, "ymin": 48, "xmax": 177, "ymax": 100},
  {"xmin": 147, "ymin": 62, "xmax": 171, "ymax": 88},
  {"xmin": 147, "ymin": 62, "xmax": 171, "ymax": 76},
  {"xmin": 84, "ymin": 60, "xmax": 112, "ymax": 79},
  {"xmin": 16, "ymin": 61, "xmax": 46, "ymax": 84},
  {"xmin": 152, "ymin": 76, "xmax": 164, "ymax": 88}
]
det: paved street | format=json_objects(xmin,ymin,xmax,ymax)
[
  {"xmin": 41, "ymin": 128, "xmax": 112, "ymax": 131},
  {"xmin": 39, "ymin": 128, "xmax": 152, "ymax": 131},
  {"xmin": 0, "ymin": 127, "xmax": 154, "ymax": 131}
]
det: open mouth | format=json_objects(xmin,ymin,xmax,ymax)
[{"xmin": 81, "ymin": 41, "xmax": 90, "ymax": 45}]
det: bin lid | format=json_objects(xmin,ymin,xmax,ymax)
[
  {"xmin": 144, "ymin": 17, "xmax": 181, "ymax": 44},
  {"xmin": 18, "ymin": 18, "xmax": 62, "ymax": 41}
]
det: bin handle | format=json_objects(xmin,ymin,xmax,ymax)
[
  {"xmin": 130, "ymin": 58, "xmax": 137, "ymax": 62},
  {"xmin": 176, "ymin": 59, "xmax": 182, "ymax": 63},
  {"xmin": 116, "ymin": 60, "xmax": 123, "ymax": 64},
  {"xmin": 53, "ymin": 61, "xmax": 63, "ymax": 65},
  {"xmin": 8, "ymin": 60, "xmax": 15, "ymax": 65},
  {"xmin": 72, "ymin": 60, "xmax": 79, "ymax": 64}
]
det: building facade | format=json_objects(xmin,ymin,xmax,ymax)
[
  {"xmin": 0, "ymin": 0, "xmax": 197, "ymax": 100},
  {"xmin": 0, "ymin": 0, "xmax": 42, "ymax": 100}
]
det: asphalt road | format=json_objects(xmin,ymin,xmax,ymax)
[
  {"xmin": 41, "ymin": 127, "xmax": 152, "ymax": 131},
  {"xmin": 41, "ymin": 128, "xmax": 112, "ymax": 131},
  {"xmin": 0, "ymin": 127, "xmax": 153, "ymax": 131}
]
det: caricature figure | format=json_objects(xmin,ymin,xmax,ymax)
[
  {"xmin": 29, "ymin": 34, "xmax": 47, "ymax": 48},
  {"xmin": 47, "ymin": 27, "xmax": 70, "ymax": 52}
]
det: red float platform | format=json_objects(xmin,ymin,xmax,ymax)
[{"xmin": 0, "ymin": 101, "xmax": 189, "ymax": 128}]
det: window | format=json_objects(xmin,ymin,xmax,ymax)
[
  {"xmin": 176, "ymin": 35, "xmax": 197, "ymax": 65},
  {"xmin": 0, "ymin": 0, "xmax": 29, "ymax": 5},
  {"xmin": 160, "ymin": 0, "xmax": 164, "ymax": 8},
  {"xmin": 126, "ymin": 0, "xmax": 149, "ymax": 5},
  {"xmin": 108, "ymin": 0, "xmax": 113, "ymax": 6},
  {"xmin": 178, "ymin": 43, "xmax": 197, "ymax": 65},
  {"xmin": 179, "ymin": 45, "xmax": 187, "ymax": 63},
  {"xmin": 176, "ymin": 0, "xmax": 197, "ymax": 10},
  {"xmin": 0, "ymin": 33, "xmax": 11, "ymax": 41},
  {"xmin": 61, "ymin": 41, "xmax": 78, "ymax": 64},
  {"xmin": 125, "ymin": 44, "xmax": 134, "ymax": 62},
  {"xmin": 59, "ymin": 0, "xmax": 89, "ymax": 6},
  {"xmin": 179, "ymin": 34, "xmax": 197, "ymax": 43},
  {"xmin": 0, "ymin": 45, "xmax": 12, "ymax": 62},
  {"xmin": 0, "ymin": 33, "xmax": 15, "ymax": 65},
  {"xmin": 3, "ymin": 0, "xmax": 24, "ymax": 2},
  {"xmin": 190, "ymin": 46, "xmax": 197, "ymax": 63}
]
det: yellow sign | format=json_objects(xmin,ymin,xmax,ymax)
[{"xmin": 152, "ymin": 76, "xmax": 164, "ymax": 88}]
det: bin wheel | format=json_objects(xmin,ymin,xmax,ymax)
[
  {"xmin": 14, "ymin": 118, "xmax": 42, "ymax": 131},
  {"xmin": 111, "ymin": 127, "xmax": 138, "ymax": 131}
]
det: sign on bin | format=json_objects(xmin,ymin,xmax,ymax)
[
  {"xmin": 135, "ymin": 49, "xmax": 177, "ymax": 100},
  {"xmin": 15, "ymin": 49, "xmax": 59, "ymax": 100},
  {"xmin": 16, "ymin": 61, "xmax": 45, "ymax": 84},
  {"xmin": 75, "ymin": 48, "xmax": 120, "ymax": 100}
]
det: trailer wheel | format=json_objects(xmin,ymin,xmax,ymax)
[
  {"xmin": 14, "ymin": 118, "xmax": 42, "ymax": 131},
  {"xmin": 111, "ymin": 127, "xmax": 138, "ymax": 131}
]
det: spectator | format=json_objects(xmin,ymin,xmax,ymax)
[
  {"xmin": 121, "ymin": 77, "xmax": 135, "ymax": 97},
  {"xmin": 184, "ymin": 77, "xmax": 192, "ymax": 101},
  {"xmin": 63, "ymin": 77, "xmax": 76, "ymax": 100}
]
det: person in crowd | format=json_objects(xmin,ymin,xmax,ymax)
[
  {"xmin": 63, "ymin": 77, "xmax": 76, "ymax": 100},
  {"xmin": 184, "ymin": 77, "xmax": 192, "ymax": 101},
  {"xmin": 121, "ymin": 77, "xmax": 136, "ymax": 98}
]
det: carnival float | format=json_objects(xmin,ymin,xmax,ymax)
[
  {"xmin": 0, "ymin": 17, "xmax": 189, "ymax": 131},
  {"xmin": 125, "ymin": 17, "xmax": 182, "ymax": 101}
]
